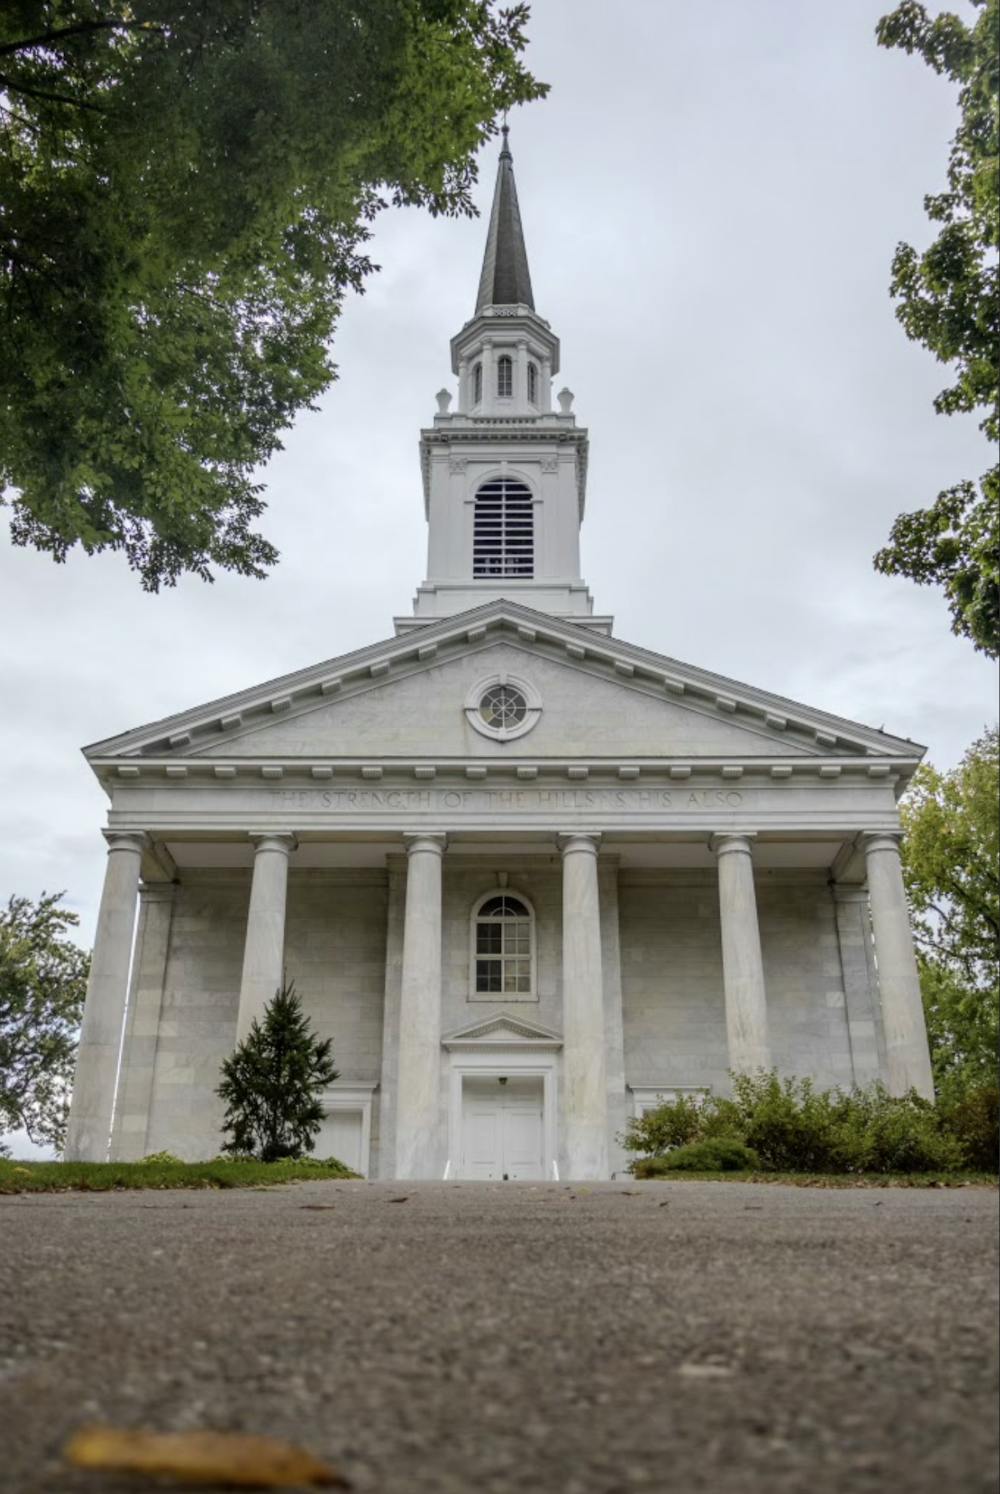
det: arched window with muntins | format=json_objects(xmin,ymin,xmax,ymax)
[
  {"xmin": 472, "ymin": 362, "xmax": 483, "ymax": 405},
  {"xmin": 473, "ymin": 478, "xmax": 533, "ymax": 578},
  {"xmin": 473, "ymin": 893, "xmax": 534, "ymax": 995},
  {"xmin": 496, "ymin": 354, "xmax": 513, "ymax": 397},
  {"xmin": 527, "ymin": 361, "xmax": 538, "ymax": 404}
]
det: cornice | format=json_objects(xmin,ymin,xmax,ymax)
[
  {"xmin": 91, "ymin": 756, "xmax": 913, "ymax": 787},
  {"xmin": 419, "ymin": 419, "xmax": 589, "ymax": 515}
]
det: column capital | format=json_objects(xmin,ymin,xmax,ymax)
[
  {"xmin": 248, "ymin": 832, "xmax": 297, "ymax": 855},
  {"xmin": 861, "ymin": 831, "xmax": 903, "ymax": 857},
  {"xmin": 403, "ymin": 833, "xmax": 447, "ymax": 858},
  {"xmin": 710, "ymin": 832, "xmax": 757, "ymax": 858},
  {"xmin": 557, "ymin": 832, "xmax": 602, "ymax": 857},
  {"xmin": 102, "ymin": 830, "xmax": 149, "ymax": 855}
]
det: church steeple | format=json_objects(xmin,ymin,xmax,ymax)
[
  {"xmin": 397, "ymin": 130, "xmax": 610, "ymax": 636},
  {"xmin": 475, "ymin": 125, "xmax": 535, "ymax": 313}
]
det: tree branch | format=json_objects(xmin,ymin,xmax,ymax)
[
  {"xmin": 0, "ymin": 71, "xmax": 108, "ymax": 111},
  {"xmin": 0, "ymin": 20, "xmax": 164, "ymax": 60}
]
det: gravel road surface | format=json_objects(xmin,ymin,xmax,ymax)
[{"xmin": 1, "ymin": 1179, "xmax": 996, "ymax": 1493}]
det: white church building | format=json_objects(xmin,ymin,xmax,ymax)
[{"xmin": 66, "ymin": 132, "xmax": 934, "ymax": 1179}]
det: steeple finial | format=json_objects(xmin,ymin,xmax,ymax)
[{"xmin": 475, "ymin": 123, "xmax": 534, "ymax": 312}]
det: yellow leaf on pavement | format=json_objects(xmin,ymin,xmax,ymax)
[{"xmin": 64, "ymin": 1425, "xmax": 349, "ymax": 1488}]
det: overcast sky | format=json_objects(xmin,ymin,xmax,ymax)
[{"xmin": 2, "ymin": 0, "xmax": 997, "ymax": 969}]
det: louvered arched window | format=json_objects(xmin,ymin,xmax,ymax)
[
  {"xmin": 496, "ymin": 354, "xmax": 513, "ymax": 397},
  {"xmin": 527, "ymin": 361, "xmax": 538, "ymax": 405},
  {"xmin": 472, "ymin": 362, "xmax": 483, "ymax": 405},
  {"xmin": 473, "ymin": 893, "xmax": 534, "ymax": 995},
  {"xmin": 473, "ymin": 478, "xmax": 533, "ymax": 578}
]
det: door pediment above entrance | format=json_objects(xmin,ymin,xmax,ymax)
[{"xmin": 442, "ymin": 1012, "xmax": 563, "ymax": 1050}]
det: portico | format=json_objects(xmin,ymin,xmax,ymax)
[
  {"xmin": 64, "ymin": 131, "xmax": 933, "ymax": 1175},
  {"xmin": 67, "ymin": 706, "xmax": 932, "ymax": 1176}
]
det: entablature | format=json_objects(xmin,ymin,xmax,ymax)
[{"xmin": 419, "ymin": 418, "xmax": 589, "ymax": 517}]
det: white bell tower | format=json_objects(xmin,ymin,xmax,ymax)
[{"xmin": 397, "ymin": 128, "xmax": 610, "ymax": 635}]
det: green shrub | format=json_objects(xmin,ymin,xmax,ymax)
[
  {"xmin": 725, "ymin": 1073, "xmax": 847, "ymax": 1172},
  {"xmin": 621, "ymin": 1093, "xmax": 706, "ymax": 1155},
  {"xmin": 939, "ymin": 1084, "xmax": 999, "ymax": 1171},
  {"xmin": 855, "ymin": 1087, "xmax": 965, "ymax": 1172},
  {"xmin": 659, "ymin": 1138, "xmax": 760, "ymax": 1173},
  {"xmin": 622, "ymin": 1070, "xmax": 978, "ymax": 1175}
]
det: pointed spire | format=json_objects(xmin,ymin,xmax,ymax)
[{"xmin": 475, "ymin": 125, "xmax": 534, "ymax": 313}]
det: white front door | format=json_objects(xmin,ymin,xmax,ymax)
[{"xmin": 461, "ymin": 1076, "xmax": 544, "ymax": 1180}]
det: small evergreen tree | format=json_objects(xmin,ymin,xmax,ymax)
[{"xmin": 217, "ymin": 982, "xmax": 338, "ymax": 1162}]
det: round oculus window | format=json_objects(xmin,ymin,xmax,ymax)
[
  {"xmin": 464, "ymin": 673, "xmax": 542, "ymax": 742},
  {"xmin": 478, "ymin": 683, "xmax": 527, "ymax": 731}
]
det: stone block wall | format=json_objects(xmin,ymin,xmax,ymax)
[
  {"xmin": 618, "ymin": 869, "xmax": 870, "ymax": 1102},
  {"xmin": 619, "ymin": 871, "xmax": 730, "ymax": 1094},
  {"xmin": 142, "ymin": 868, "xmax": 388, "ymax": 1162},
  {"xmin": 144, "ymin": 871, "xmax": 247, "ymax": 1158},
  {"xmin": 757, "ymin": 872, "xmax": 855, "ymax": 1090}
]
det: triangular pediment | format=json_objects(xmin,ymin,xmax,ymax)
[
  {"xmin": 84, "ymin": 599, "xmax": 923, "ymax": 768},
  {"xmin": 441, "ymin": 1012, "xmax": 563, "ymax": 1049}
]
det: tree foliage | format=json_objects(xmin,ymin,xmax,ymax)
[
  {"xmin": 216, "ymin": 981, "xmax": 339, "ymax": 1162},
  {"xmin": 0, "ymin": 891, "xmax": 89, "ymax": 1153},
  {"xmin": 900, "ymin": 728, "xmax": 999, "ymax": 1095},
  {"xmin": 873, "ymin": 0, "xmax": 999, "ymax": 656},
  {"xmin": 0, "ymin": 1, "xmax": 546, "ymax": 589}
]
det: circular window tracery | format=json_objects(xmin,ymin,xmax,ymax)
[
  {"xmin": 464, "ymin": 673, "xmax": 542, "ymax": 742},
  {"xmin": 479, "ymin": 684, "xmax": 527, "ymax": 731}
]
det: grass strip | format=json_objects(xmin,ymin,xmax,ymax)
[{"xmin": 0, "ymin": 1157, "xmax": 358, "ymax": 1194}]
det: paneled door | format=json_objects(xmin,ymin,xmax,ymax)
[{"xmin": 461, "ymin": 1076, "xmax": 544, "ymax": 1180}]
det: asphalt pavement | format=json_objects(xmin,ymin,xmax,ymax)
[{"xmin": 1, "ymin": 1179, "xmax": 996, "ymax": 1493}]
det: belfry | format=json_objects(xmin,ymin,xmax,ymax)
[{"xmin": 66, "ymin": 134, "xmax": 934, "ymax": 1179}]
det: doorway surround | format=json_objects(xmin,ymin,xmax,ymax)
[{"xmin": 442, "ymin": 1013, "xmax": 562, "ymax": 1180}]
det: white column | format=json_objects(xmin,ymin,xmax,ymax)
[
  {"xmin": 712, "ymin": 833, "xmax": 771, "ymax": 1075},
  {"xmin": 862, "ymin": 833, "xmax": 934, "ymax": 1098},
  {"xmin": 540, "ymin": 356, "xmax": 552, "ymax": 412},
  {"xmin": 65, "ymin": 830, "xmax": 147, "ymax": 1161},
  {"xmin": 516, "ymin": 339, "xmax": 529, "ymax": 411},
  {"xmin": 457, "ymin": 356, "xmax": 469, "ymax": 413},
  {"xmin": 236, "ymin": 833, "xmax": 296, "ymax": 1044},
  {"xmin": 560, "ymin": 833, "xmax": 608, "ymax": 1179},
  {"xmin": 395, "ymin": 834, "xmax": 446, "ymax": 1178},
  {"xmin": 599, "ymin": 858, "xmax": 628, "ymax": 1177},
  {"xmin": 110, "ymin": 881, "xmax": 176, "ymax": 1160},
  {"xmin": 481, "ymin": 340, "xmax": 495, "ymax": 415},
  {"xmin": 832, "ymin": 885, "xmax": 885, "ymax": 1087}
]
